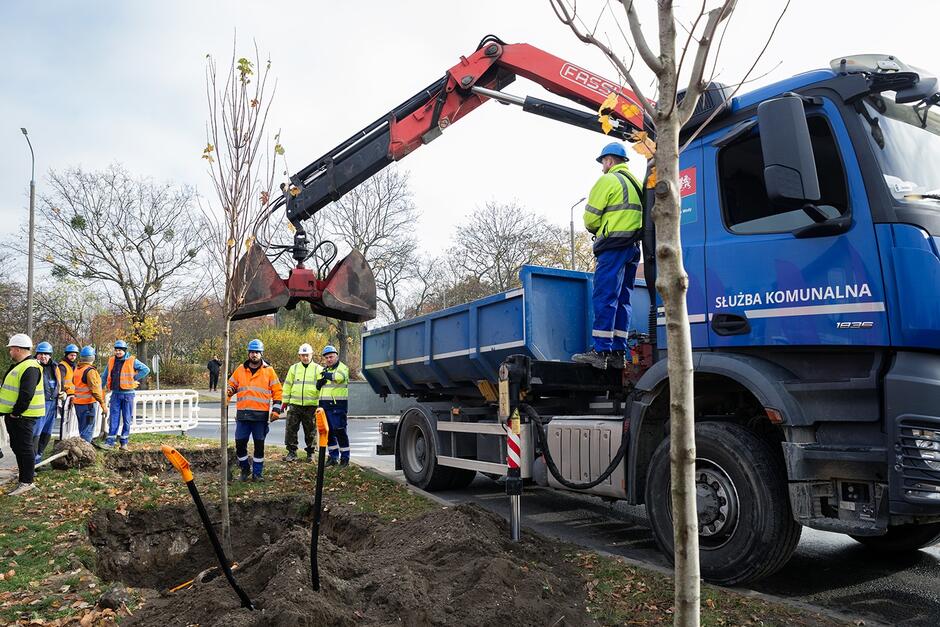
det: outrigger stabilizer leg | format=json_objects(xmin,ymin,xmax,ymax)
[
  {"xmin": 312, "ymin": 407, "xmax": 330, "ymax": 591},
  {"xmin": 161, "ymin": 445, "xmax": 254, "ymax": 610}
]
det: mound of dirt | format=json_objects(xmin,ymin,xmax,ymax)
[
  {"xmin": 103, "ymin": 447, "xmax": 237, "ymax": 475},
  {"xmin": 51, "ymin": 437, "xmax": 97, "ymax": 469},
  {"xmin": 117, "ymin": 501, "xmax": 593, "ymax": 627}
]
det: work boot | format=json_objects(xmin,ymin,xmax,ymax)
[
  {"xmin": 571, "ymin": 350, "xmax": 609, "ymax": 370},
  {"xmin": 305, "ymin": 449, "xmax": 314, "ymax": 463},
  {"xmin": 325, "ymin": 457, "xmax": 338, "ymax": 467},
  {"xmin": 608, "ymin": 351, "xmax": 626, "ymax": 370},
  {"xmin": 251, "ymin": 474, "xmax": 265, "ymax": 483},
  {"xmin": 285, "ymin": 450, "xmax": 298, "ymax": 462},
  {"xmin": 8, "ymin": 483, "xmax": 35, "ymax": 497},
  {"xmin": 119, "ymin": 442, "xmax": 128, "ymax": 451},
  {"xmin": 340, "ymin": 458, "xmax": 350, "ymax": 468},
  {"xmin": 239, "ymin": 466, "xmax": 251, "ymax": 482},
  {"xmin": 100, "ymin": 441, "xmax": 114, "ymax": 450}
]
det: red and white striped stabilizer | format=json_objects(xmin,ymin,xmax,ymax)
[{"xmin": 505, "ymin": 423, "xmax": 522, "ymax": 470}]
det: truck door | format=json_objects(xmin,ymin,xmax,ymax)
[{"xmin": 702, "ymin": 98, "xmax": 889, "ymax": 348}]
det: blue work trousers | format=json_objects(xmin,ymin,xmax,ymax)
[
  {"xmin": 33, "ymin": 399, "xmax": 57, "ymax": 438},
  {"xmin": 235, "ymin": 419, "xmax": 269, "ymax": 477},
  {"xmin": 591, "ymin": 245, "xmax": 640, "ymax": 352},
  {"xmin": 107, "ymin": 392, "xmax": 135, "ymax": 445},
  {"xmin": 75, "ymin": 404, "xmax": 98, "ymax": 442},
  {"xmin": 322, "ymin": 401, "xmax": 349, "ymax": 462}
]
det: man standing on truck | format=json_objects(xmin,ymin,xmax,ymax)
[
  {"xmin": 317, "ymin": 345, "xmax": 350, "ymax": 467},
  {"xmin": 227, "ymin": 339, "xmax": 282, "ymax": 481},
  {"xmin": 281, "ymin": 343, "xmax": 321, "ymax": 462},
  {"xmin": 572, "ymin": 142, "xmax": 644, "ymax": 370},
  {"xmin": 100, "ymin": 340, "xmax": 150, "ymax": 449}
]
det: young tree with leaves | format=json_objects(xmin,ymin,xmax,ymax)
[
  {"xmin": 552, "ymin": 1, "xmax": 787, "ymax": 624},
  {"xmin": 202, "ymin": 44, "xmax": 284, "ymax": 551}
]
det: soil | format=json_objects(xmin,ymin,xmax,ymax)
[
  {"xmin": 102, "ymin": 448, "xmax": 237, "ymax": 475},
  {"xmin": 50, "ymin": 437, "xmax": 97, "ymax": 469},
  {"xmin": 92, "ymin": 497, "xmax": 594, "ymax": 627}
]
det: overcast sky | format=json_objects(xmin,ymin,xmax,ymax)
[{"xmin": 2, "ymin": 0, "xmax": 938, "ymax": 273}]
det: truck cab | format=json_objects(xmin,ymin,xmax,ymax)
[{"xmin": 367, "ymin": 55, "xmax": 940, "ymax": 585}]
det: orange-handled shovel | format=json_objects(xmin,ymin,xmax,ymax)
[
  {"xmin": 311, "ymin": 407, "xmax": 330, "ymax": 591},
  {"xmin": 161, "ymin": 445, "xmax": 254, "ymax": 610}
]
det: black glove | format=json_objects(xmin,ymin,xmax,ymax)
[
  {"xmin": 316, "ymin": 377, "xmax": 327, "ymax": 390},
  {"xmin": 322, "ymin": 371, "xmax": 334, "ymax": 381}
]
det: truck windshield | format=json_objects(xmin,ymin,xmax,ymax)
[{"xmin": 862, "ymin": 93, "xmax": 940, "ymax": 203}]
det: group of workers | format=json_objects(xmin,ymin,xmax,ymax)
[
  {"xmin": 227, "ymin": 339, "xmax": 349, "ymax": 482},
  {"xmin": 0, "ymin": 335, "xmax": 150, "ymax": 496}
]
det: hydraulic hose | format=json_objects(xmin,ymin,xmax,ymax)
[{"xmin": 519, "ymin": 404, "xmax": 630, "ymax": 491}]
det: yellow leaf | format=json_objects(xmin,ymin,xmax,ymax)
[
  {"xmin": 226, "ymin": 238, "xmax": 236, "ymax": 248},
  {"xmin": 274, "ymin": 143, "xmax": 285, "ymax": 156},
  {"xmin": 244, "ymin": 236, "xmax": 255, "ymax": 250},
  {"xmin": 599, "ymin": 114, "xmax": 613, "ymax": 135},
  {"xmin": 286, "ymin": 221, "xmax": 296, "ymax": 233},
  {"xmin": 620, "ymin": 102, "xmax": 640, "ymax": 118},
  {"xmin": 633, "ymin": 137, "xmax": 657, "ymax": 159},
  {"xmin": 646, "ymin": 168, "xmax": 658, "ymax": 188},
  {"xmin": 598, "ymin": 91, "xmax": 618, "ymax": 114}
]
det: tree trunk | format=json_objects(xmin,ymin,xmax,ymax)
[
  {"xmin": 220, "ymin": 317, "xmax": 232, "ymax": 555},
  {"xmin": 653, "ymin": 68, "xmax": 700, "ymax": 627},
  {"xmin": 337, "ymin": 320, "xmax": 350, "ymax": 363}
]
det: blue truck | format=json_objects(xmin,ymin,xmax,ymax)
[{"xmin": 359, "ymin": 54, "xmax": 940, "ymax": 585}]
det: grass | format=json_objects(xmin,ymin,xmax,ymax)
[
  {"xmin": 0, "ymin": 434, "xmax": 433, "ymax": 625},
  {"xmin": 0, "ymin": 434, "xmax": 850, "ymax": 626}
]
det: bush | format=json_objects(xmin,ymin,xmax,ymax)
[{"xmin": 157, "ymin": 359, "xmax": 206, "ymax": 387}]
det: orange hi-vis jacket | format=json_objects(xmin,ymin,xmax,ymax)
[
  {"xmin": 106, "ymin": 356, "xmax": 139, "ymax": 391},
  {"xmin": 73, "ymin": 364, "xmax": 106, "ymax": 408},
  {"xmin": 58, "ymin": 359, "xmax": 76, "ymax": 395},
  {"xmin": 227, "ymin": 360, "xmax": 282, "ymax": 422}
]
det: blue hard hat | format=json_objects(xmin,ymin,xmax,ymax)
[
  {"xmin": 80, "ymin": 346, "xmax": 96, "ymax": 359},
  {"xmin": 596, "ymin": 142, "xmax": 628, "ymax": 163},
  {"xmin": 322, "ymin": 345, "xmax": 337, "ymax": 356},
  {"xmin": 36, "ymin": 341, "xmax": 53, "ymax": 355},
  {"xmin": 247, "ymin": 339, "xmax": 264, "ymax": 352},
  {"xmin": 114, "ymin": 340, "xmax": 128, "ymax": 350},
  {"xmin": 64, "ymin": 344, "xmax": 79, "ymax": 354}
]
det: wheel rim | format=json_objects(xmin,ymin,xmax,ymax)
[
  {"xmin": 695, "ymin": 457, "xmax": 740, "ymax": 549},
  {"xmin": 404, "ymin": 421, "xmax": 428, "ymax": 474}
]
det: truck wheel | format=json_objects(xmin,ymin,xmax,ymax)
[
  {"xmin": 850, "ymin": 523, "xmax": 940, "ymax": 553},
  {"xmin": 398, "ymin": 408, "xmax": 453, "ymax": 491},
  {"xmin": 645, "ymin": 421, "xmax": 802, "ymax": 586}
]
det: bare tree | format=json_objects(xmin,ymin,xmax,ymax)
[
  {"xmin": 31, "ymin": 164, "xmax": 202, "ymax": 360},
  {"xmin": 324, "ymin": 167, "xmax": 420, "ymax": 349},
  {"xmin": 202, "ymin": 43, "xmax": 283, "ymax": 551},
  {"xmin": 34, "ymin": 278, "xmax": 104, "ymax": 344},
  {"xmin": 539, "ymin": 225, "xmax": 595, "ymax": 272},
  {"xmin": 450, "ymin": 201, "xmax": 551, "ymax": 292},
  {"xmin": 549, "ymin": 1, "xmax": 792, "ymax": 623}
]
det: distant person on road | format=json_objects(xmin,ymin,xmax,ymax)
[
  {"xmin": 31, "ymin": 342, "xmax": 62, "ymax": 465},
  {"xmin": 0, "ymin": 334, "xmax": 44, "ymax": 496},
  {"xmin": 318, "ymin": 345, "xmax": 350, "ymax": 467},
  {"xmin": 281, "ymin": 343, "xmax": 322, "ymax": 462},
  {"xmin": 227, "ymin": 339, "xmax": 282, "ymax": 481},
  {"xmin": 73, "ymin": 346, "xmax": 107, "ymax": 443},
  {"xmin": 207, "ymin": 356, "xmax": 222, "ymax": 392},
  {"xmin": 100, "ymin": 340, "xmax": 150, "ymax": 449}
]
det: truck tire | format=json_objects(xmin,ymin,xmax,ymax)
[
  {"xmin": 850, "ymin": 523, "xmax": 940, "ymax": 553},
  {"xmin": 645, "ymin": 421, "xmax": 802, "ymax": 586},
  {"xmin": 398, "ymin": 408, "xmax": 454, "ymax": 491}
]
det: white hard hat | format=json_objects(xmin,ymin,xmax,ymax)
[
  {"xmin": 298, "ymin": 343, "xmax": 313, "ymax": 356},
  {"xmin": 7, "ymin": 333, "xmax": 33, "ymax": 349}
]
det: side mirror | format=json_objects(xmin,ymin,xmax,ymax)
[{"xmin": 757, "ymin": 96, "xmax": 821, "ymax": 208}]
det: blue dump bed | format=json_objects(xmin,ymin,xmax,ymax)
[{"xmin": 362, "ymin": 265, "xmax": 650, "ymax": 396}]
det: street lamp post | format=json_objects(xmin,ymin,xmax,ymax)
[
  {"xmin": 20, "ymin": 128, "xmax": 36, "ymax": 339},
  {"xmin": 568, "ymin": 197, "xmax": 586, "ymax": 270}
]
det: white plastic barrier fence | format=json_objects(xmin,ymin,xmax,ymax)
[{"xmin": 58, "ymin": 389, "xmax": 201, "ymax": 439}]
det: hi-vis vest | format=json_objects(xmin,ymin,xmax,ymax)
[
  {"xmin": 106, "ymin": 356, "xmax": 138, "ymax": 391},
  {"xmin": 0, "ymin": 358, "xmax": 45, "ymax": 417},
  {"xmin": 227, "ymin": 362, "xmax": 282, "ymax": 414},
  {"xmin": 283, "ymin": 361, "xmax": 323, "ymax": 407},
  {"xmin": 73, "ymin": 364, "xmax": 99, "ymax": 405},
  {"xmin": 59, "ymin": 359, "xmax": 75, "ymax": 395},
  {"xmin": 319, "ymin": 362, "xmax": 349, "ymax": 403},
  {"xmin": 583, "ymin": 162, "xmax": 644, "ymax": 254}
]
